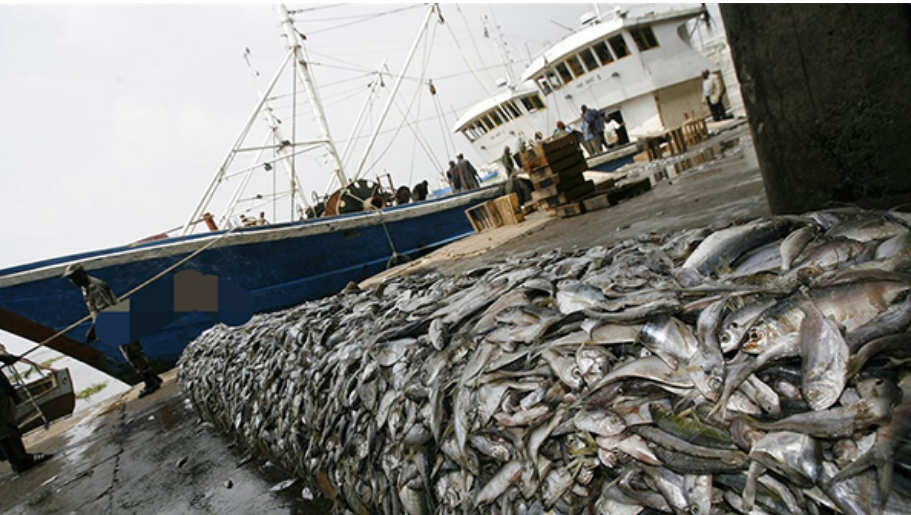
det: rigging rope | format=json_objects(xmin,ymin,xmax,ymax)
[{"xmin": 306, "ymin": 4, "xmax": 424, "ymax": 36}]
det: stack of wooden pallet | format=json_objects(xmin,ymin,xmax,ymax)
[{"xmin": 522, "ymin": 134, "xmax": 594, "ymax": 217}]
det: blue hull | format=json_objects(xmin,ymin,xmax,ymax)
[{"xmin": 0, "ymin": 186, "xmax": 502, "ymax": 384}]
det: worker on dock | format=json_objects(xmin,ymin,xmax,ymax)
[
  {"xmin": 0, "ymin": 347, "xmax": 53, "ymax": 474},
  {"xmin": 63, "ymin": 263, "xmax": 163, "ymax": 399}
]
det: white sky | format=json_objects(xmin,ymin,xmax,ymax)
[{"xmin": 0, "ymin": 2, "xmax": 618, "ymax": 270}]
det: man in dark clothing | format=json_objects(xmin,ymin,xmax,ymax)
[
  {"xmin": 581, "ymin": 105, "xmax": 608, "ymax": 154},
  {"xmin": 456, "ymin": 153, "xmax": 481, "ymax": 190},
  {"xmin": 412, "ymin": 180, "xmax": 429, "ymax": 201},
  {"xmin": 0, "ymin": 349, "xmax": 53, "ymax": 474},
  {"xmin": 63, "ymin": 263, "xmax": 163, "ymax": 398},
  {"xmin": 445, "ymin": 161, "xmax": 461, "ymax": 192}
]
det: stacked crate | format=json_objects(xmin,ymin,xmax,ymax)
[{"xmin": 522, "ymin": 134, "xmax": 594, "ymax": 217}]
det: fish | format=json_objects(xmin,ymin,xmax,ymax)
[
  {"xmin": 177, "ymin": 207, "xmax": 911, "ymax": 515},
  {"xmin": 799, "ymin": 301, "xmax": 849, "ymax": 411}
]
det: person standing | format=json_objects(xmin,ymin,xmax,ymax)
[
  {"xmin": 604, "ymin": 117, "xmax": 624, "ymax": 148},
  {"xmin": 500, "ymin": 146, "xmax": 532, "ymax": 205},
  {"xmin": 702, "ymin": 69, "xmax": 727, "ymax": 122},
  {"xmin": 411, "ymin": 180, "xmax": 429, "ymax": 201},
  {"xmin": 456, "ymin": 153, "xmax": 481, "ymax": 190},
  {"xmin": 62, "ymin": 263, "xmax": 163, "ymax": 398},
  {"xmin": 581, "ymin": 105, "xmax": 608, "ymax": 154},
  {"xmin": 0, "ymin": 348, "xmax": 53, "ymax": 474},
  {"xmin": 445, "ymin": 161, "xmax": 461, "ymax": 192}
]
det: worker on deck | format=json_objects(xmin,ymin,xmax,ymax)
[
  {"xmin": 412, "ymin": 180, "xmax": 429, "ymax": 201},
  {"xmin": 63, "ymin": 263, "xmax": 163, "ymax": 399},
  {"xmin": 0, "ymin": 346, "xmax": 53, "ymax": 474},
  {"xmin": 456, "ymin": 154, "xmax": 481, "ymax": 190}
]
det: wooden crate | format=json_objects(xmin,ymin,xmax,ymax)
[
  {"xmin": 582, "ymin": 193, "xmax": 613, "ymax": 213},
  {"xmin": 527, "ymin": 159, "xmax": 587, "ymax": 183},
  {"xmin": 464, "ymin": 201, "xmax": 504, "ymax": 233},
  {"xmin": 532, "ymin": 173, "xmax": 587, "ymax": 199},
  {"xmin": 494, "ymin": 193, "xmax": 523, "ymax": 225},
  {"xmin": 534, "ymin": 179, "xmax": 595, "ymax": 205},
  {"xmin": 554, "ymin": 202, "xmax": 584, "ymax": 218}
]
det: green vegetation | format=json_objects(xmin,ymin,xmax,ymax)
[
  {"xmin": 76, "ymin": 382, "xmax": 109, "ymax": 401},
  {"xmin": 41, "ymin": 356, "xmax": 65, "ymax": 368}
]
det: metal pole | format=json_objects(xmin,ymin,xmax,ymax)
[
  {"xmin": 339, "ymin": 61, "xmax": 386, "ymax": 168},
  {"xmin": 278, "ymin": 4, "xmax": 348, "ymax": 188},
  {"xmin": 180, "ymin": 50, "xmax": 296, "ymax": 236},
  {"xmin": 352, "ymin": 4, "xmax": 437, "ymax": 180}
]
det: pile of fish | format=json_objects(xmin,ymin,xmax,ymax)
[{"xmin": 178, "ymin": 207, "xmax": 911, "ymax": 515}]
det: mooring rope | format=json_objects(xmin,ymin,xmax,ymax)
[{"xmin": 19, "ymin": 225, "xmax": 243, "ymax": 360}]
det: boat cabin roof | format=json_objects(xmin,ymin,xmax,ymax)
[
  {"xmin": 452, "ymin": 82, "xmax": 540, "ymax": 132},
  {"xmin": 521, "ymin": 5, "xmax": 706, "ymax": 81}
]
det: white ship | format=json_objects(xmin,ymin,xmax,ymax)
[{"xmin": 453, "ymin": 4, "xmax": 718, "ymax": 168}]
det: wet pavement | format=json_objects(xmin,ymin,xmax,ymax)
[
  {"xmin": 0, "ymin": 370, "xmax": 331, "ymax": 514},
  {"xmin": 1, "ymin": 118, "xmax": 765, "ymax": 514}
]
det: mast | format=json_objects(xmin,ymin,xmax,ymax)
[
  {"xmin": 351, "ymin": 4, "xmax": 438, "ymax": 181},
  {"xmin": 278, "ymin": 4, "xmax": 347, "ymax": 188}
]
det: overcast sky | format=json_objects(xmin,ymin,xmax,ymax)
[
  {"xmin": 0, "ymin": 2, "xmax": 717, "ymax": 360},
  {"xmin": 0, "ymin": 2, "xmax": 617, "ymax": 269}
]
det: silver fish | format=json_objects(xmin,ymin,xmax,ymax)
[
  {"xmin": 472, "ymin": 459, "xmax": 522, "ymax": 507},
  {"xmin": 780, "ymin": 225, "xmax": 820, "ymax": 272},
  {"xmin": 799, "ymin": 302, "xmax": 849, "ymax": 411}
]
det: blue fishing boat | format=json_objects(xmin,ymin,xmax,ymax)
[{"xmin": 0, "ymin": 5, "xmax": 503, "ymax": 384}]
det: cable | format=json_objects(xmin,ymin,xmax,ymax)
[{"xmin": 306, "ymin": 5, "xmax": 424, "ymax": 36}]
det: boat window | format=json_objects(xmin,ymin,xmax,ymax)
[
  {"xmin": 482, "ymin": 115, "xmax": 495, "ymax": 131},
  {"xmin": 546, "ymin": 71, "xmax": 562, "ymax": 90},
  {"xmin": 462, "ymin": 129, "xmax": 476, "ymax": 142},
  {"xmin": 609, "ymin": 35, "xmax": 630, "ymax": 59},
  {"xmin": 631, "ymin": 26, "xmax": 659, "ymax": 51},
  {"xmin": 566, "ymin": 55, "xmax": 586, "ymax": 78},
  {"xmin": 476, "ymin": 121, "xmax": 488, "ymax": 134},
  {"xmin": 555, "ymin": 62, "xmax": 574, "ymax": 84},
  {"xmin": 490, "ymin": 110, "xmax": 504, "ymax": 126},
  {"xmin": 521, "ymin": 94, "xmax": 545, "ymax": 112},
  {"xmin": 593, "ymin": 41, "xmax": 614, "ymax": 65},
  {"xmin": 536, "ymin": 76, "xmax": 553, "ymax": 95},
  {"xmin": 505, "ymin": 101, "xmax": 521, "ymax": 118},
  {"xmin": 579, "ymin": 47, "xmax": 600, "ymax": 72}
]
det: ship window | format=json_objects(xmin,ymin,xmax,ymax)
[
  {"xmin": 482, "ymin": 115, "xmax": 495, "ymax": 131},
  {"xmin": 536, "ymin": 76, "xmax": 553, "ymax": 95},
  {"xmin": 579, "ymin": 47, "xmax": 600, "ymax": 72},
  {"xmin": 566, "ymin": 55, "xmax": 586, "ymax": 78},
  {"xmin": 593, "ymin": 41, "xmax": 613, "ymax": 65},
  {"xmin": 505, "ymin": 101, "xmax": 521, "ymax": 118},
  {"xmin": 555, "ymin": 62, "xmax": 574, "ymax": 84},
  {"xmin": 609, "ymin": 35, "xmax": 630, "ymax": 59},
  {"xmin": 631, "ymin": 26, "xmax": 659, "ymax": 51},
  {"xmin": 490, "ymin": 110, "xmax": 504, "ymax": 126},
  {"xmin": 476, "ymin": 121, "xmax": 488, "ymax": 134},
  {"xmin": 546, "ymin": 71, "xmax": 562, "ymax": 90},
  {"xmin": 462, "ymin": 129, "xmax": 476, "ymax": 142},
  {"xmin": 521, "ymin": 94, "xmax": 545, "ymax": 112}
]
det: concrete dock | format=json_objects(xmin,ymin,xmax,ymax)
[{"xmin": 1, "ymin": 120, "xmax": 765, "ymax": 514}]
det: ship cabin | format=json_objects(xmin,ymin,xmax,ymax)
[
  {"xmin": 521, "ymin": 5, "xmax": 715, "ymax": 145},
  {"xmin": 452, "ymin": 83, "xmax": 550, "ymax": 167}
]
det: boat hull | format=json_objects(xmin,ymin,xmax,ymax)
[{"xmin": 0, "ymin": 187, "xmax": 502, "ymax": 384}]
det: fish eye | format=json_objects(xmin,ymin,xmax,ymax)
[
  {"xmin": 708, "ymin": 376, "xmax": 723, "ymax": 390},
  {"xmin": 719, "ymin": 333, "xmax": 730, "ymax": 343},
  {"xmin": 748, "ymin": 329, "xmax": 762, "ymax": 342}
]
